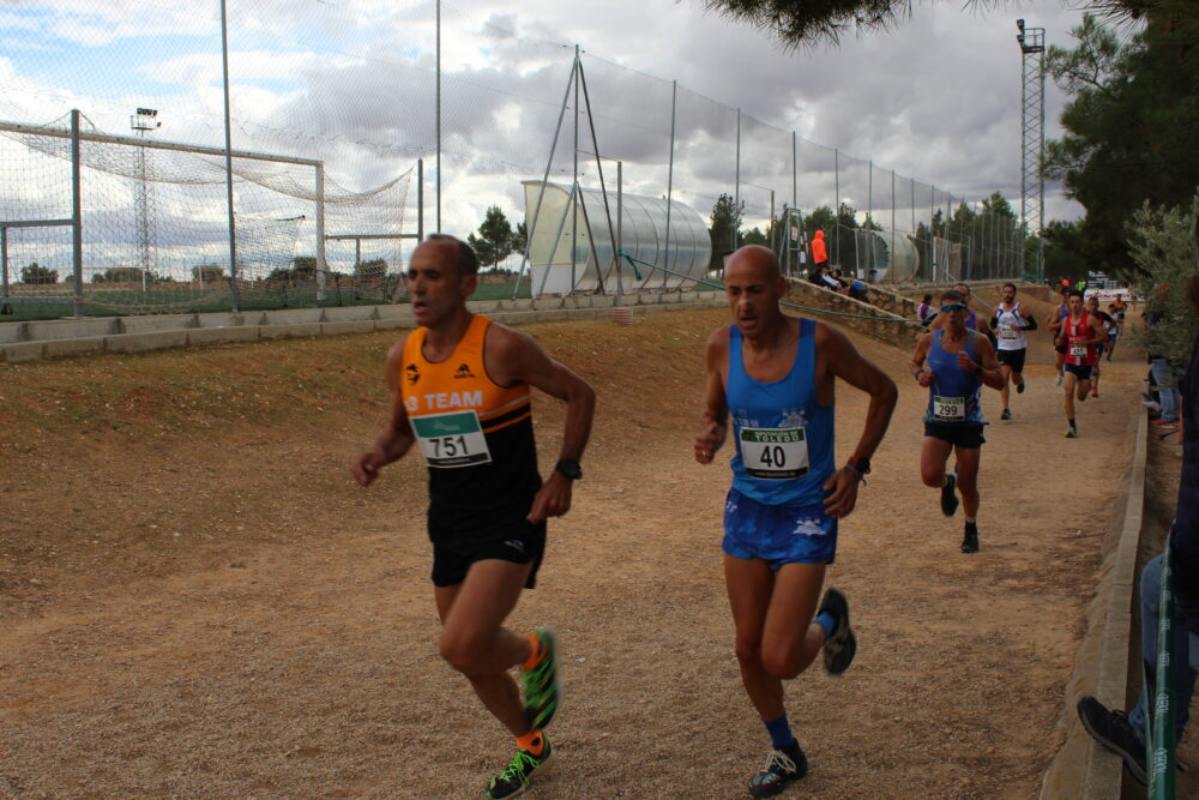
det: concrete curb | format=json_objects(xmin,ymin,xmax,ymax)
[
  {"xmin": 1082, "ymin": 411, "xmax": 1149, "ymax": 798},
  {"xmin": 0, "ymin": 292, "xmax": 725, "ymax": 363},
  {"xmin": 1039, "ymin": 412, "xmax": 1149, "ymax": 799}
]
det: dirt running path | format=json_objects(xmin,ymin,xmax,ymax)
[{"xmin": 0, "ymin": 307, "xmax": 1149, "ymax": 798}]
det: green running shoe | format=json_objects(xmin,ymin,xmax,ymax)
[
  {"xmin": 486, "ymin": 735, "xmax": 553, "ymax": 800},
  {"xmin": 521, "ymin": 628, "xmax": 560, "ymax": 731}
]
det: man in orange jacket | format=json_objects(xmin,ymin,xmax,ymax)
[{"xmin": 810, "ymin": 229, "xmax": 829, "ymax": 273}]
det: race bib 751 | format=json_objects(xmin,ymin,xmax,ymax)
[{"xmin": 411, "ymin": 411, "xmax": 492, "ymax": 468}]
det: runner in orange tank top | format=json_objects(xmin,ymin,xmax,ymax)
[{"xmin": 352, "ymin": 235, "xmax": 596, "ymax": 799}]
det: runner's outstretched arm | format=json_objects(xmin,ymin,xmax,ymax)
[
  {"xmin": 695, "ymin": 327, "xmax": 729, "ymax": 465},
  {"xmin": 352, "ymin": 340, "xmax": 417, "ymax": 487},
  {"xmin": 486, "ymin": 326, "xmax": 596, "ymax": 523},
  {"xmin": 816, "ymin": 323, "xmax": 898, "ymax": 518}
]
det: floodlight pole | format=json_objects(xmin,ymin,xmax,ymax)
[
  {"xmin": 130, "ymin": 107, "xmax": 159, "ymax": 293},
  {"xmin": 219, "ymin": 0, "xmax": 239, "ymax": 312},
  {"xmin": 1017, "ymin": 19, "xmax": 1046, "ymax": 280},
  {"xmin": 663, "ymin": 79, "xmax": 676, "ymax": 288}
]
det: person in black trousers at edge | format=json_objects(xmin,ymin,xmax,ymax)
[{"xmin": 1076, "ymin": 274, "xmax": 1199, "ymax": 785}]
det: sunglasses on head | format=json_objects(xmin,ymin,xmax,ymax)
[{"xmin": 940, "ymin": 303, "xmax": 967, "ymax": 314}]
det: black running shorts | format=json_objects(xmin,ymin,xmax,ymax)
[
  {"xmin": 1065, "ymin": 363, "xmax": 1094, "ymax": 381},
  {"xmin": 924, "ymin": 421, "xmax": 986, "ymax": 449},
  {"xmin": 997, "ymin": 348, "xmax": 1026, "ymax": 374},
  {"xmin": 429, "ymin": 516, "xmax": 547, "ymax": 589}
]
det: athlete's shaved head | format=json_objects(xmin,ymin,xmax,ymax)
[
  {"xmin": 723, "ymin": 245, "xmax": 787, "ymax": 338},
  {"xmin": 725, "ymin": 245, "xmax": 781, "ymax": 281}
]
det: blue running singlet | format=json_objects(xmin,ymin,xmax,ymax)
[
  {"xmin": 726, "ymin": 319, "xmax": 835, "ymax": 507},
  {"xmin": 925, "ymin": 329, "xmax": 985, "ymax": 426}
]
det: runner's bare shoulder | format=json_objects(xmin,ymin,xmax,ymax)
[{"xmin": 385, "ymin": 336, "xmax": 408, "ymax": 392}]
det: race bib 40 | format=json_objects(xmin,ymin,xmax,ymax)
[{"xmin": 740, "ymin": 427, "xmax": 809, "ymax": 479}]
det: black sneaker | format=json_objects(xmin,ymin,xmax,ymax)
[
  {"xmin": 1001, "ymin": 408, "xmax": 1012, "ymax": 421},
  {"xmin": 486, "ymin": 735, "xmax": 554, "ymax": 799},
  {"xmin": 1016, "ymin": 380, "xmax": 1026, "ymax": 394},
  {"xmin": 940, "ymin": 473, "xmax": 959, "ymax": 517},
  {"xmin": 1076, "ymin": 696, "xmax": 1146, "ymax": 785},
  {"xmin": 818, "ymin": 588, "xmax": 856, "ymax": 675},
  {"xmin": 748, "ymin": 742, "xmax": 809, "ymax": 798},
  {"xmin": 961, "ymin": 522, "xmax": 979, "ymax": 554}
]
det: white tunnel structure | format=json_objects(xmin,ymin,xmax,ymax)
[{"xmin": 522, "ymin": 180, "xmax": 712, "ymax": 296}]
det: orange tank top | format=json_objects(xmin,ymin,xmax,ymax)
[{"xmin": 400, "ymin": 315, "xmax": 540, "ymax": 528}]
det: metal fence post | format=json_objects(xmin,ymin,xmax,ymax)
[
  {"xmin": 616, "ymin": 160, "xmax": 623, "ymax": 300},
  {"xmin": 791, "ymin": 130, "xmax": 797, "ymax": 275},
  {"xmin": 219, "ymin": 0, "xmax": 239, "ymax": 312},
  {"xmin": 570, "ymin": 44, "xmax": 579, "ymax": 294},
  {"xmin": 867, "ymin": 160, "xmax": 873, "ymax": 278},
  {"xmin": 70, "ymin": 108, "xmax": 83, "ymax": 318},
  {"xmin": 435, "ymin": 0, "xmax": 441, "ymax": 232},
  {"xmin": 1, "ymin": 226, "xmax": 8, "ymax": 300},
  {"xmin": 663, "ymin": 79, "xmax": 676, "ymax": 288},
  {"xmin": 1149, "ymin": 545, "xmax": 1177, "ymax": 798},
  {"xmin": 315, "ymin": 163, "xmax": 326, "ymax": 301},
  {"xmin": 734, "ymin": 107, "xmax": 740, "ymax": 236},
  {"xmin": 417, "ymin": 158, "xmax": 424, "ymax": 242},
  {"xmin": 833, "ymin": 148, "xmax": 840, "ymax": 266},
  {"xmin": 890, "ymin": 170, "xmax": 896, "ymax": 280}
]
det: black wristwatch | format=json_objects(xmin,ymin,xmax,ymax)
[{"xmin": 555, "ymin": 458, "xmax": 583, "ymax": 481}]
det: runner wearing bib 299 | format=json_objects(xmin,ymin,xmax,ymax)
[
  {"xmin": 695, "ymin": 245, "xmax": 897, "ymax": 798},
  {"xmin": 910, "ymin": 289, "xmax": 1005, "ymax": 555}
]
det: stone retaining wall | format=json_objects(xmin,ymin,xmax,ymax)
[
  {"xmin": 0, "ymin": 291, "xmax": 725, "ymax": 363},
  {"xmin": 783, "ymin": 278, "xmax": 924, "ymax": 349}
]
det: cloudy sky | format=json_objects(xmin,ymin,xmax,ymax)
[{"xmin": 0, "ymin": 0, "xmax": 1102, "ymax": 275}]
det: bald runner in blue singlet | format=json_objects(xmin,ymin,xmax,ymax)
[{"xmin": 696, "ymin": 245, "xmax": 897, "ymax": 798}]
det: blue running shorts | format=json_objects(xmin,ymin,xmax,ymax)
[{"xmin": 722, "ymin": 487, "xmax": 838, "ymax": 568}]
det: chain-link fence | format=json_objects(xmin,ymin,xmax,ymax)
[{"xmin": 0, "ymin": 1, "xmax": 1032, "ymax": 321}]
